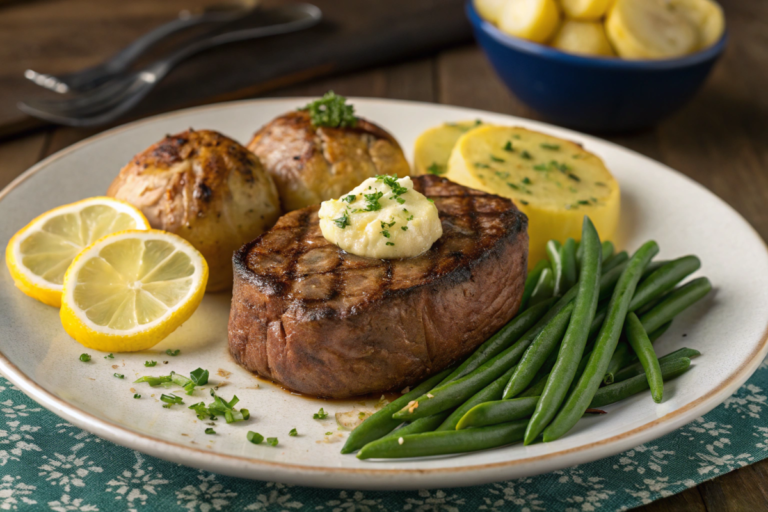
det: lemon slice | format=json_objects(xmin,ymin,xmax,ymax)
[
  {"xmin": 498, "ymin": 0, "xmax": 561, "ymax": 44},
  {"xmin": 60, "ymin": 230, "xmax": 209, "ymax": 352},
  {"xmin": 6, "ymin": 197, "xmax": 150, "ymax": 307}
]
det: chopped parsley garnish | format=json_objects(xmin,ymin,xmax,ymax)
[
  {"xmin": 520, "ymin": 150, "xmax": 533, "ymax": 160},
  {"xmin": 401, "ymin": 226, "xmax": 408, "ymax": 231},
  {"xmin": 577, "ymin": 200, "xmax": 591, "ymax": 205},
  {"xmin": 325, "ymin": 432, "xmax": 332, "ymax": 435},
  {"xmin": 474, "ymin": 162, "xmax": 490, "ymax": 169},
  {"xmin": 381, "ymin": 230, "xmax": 391, "ymax": 238},
  {"xmin": 114, "ymin": 373, "xmax": 124, "ymax": 379},
  {"xmin": 376, "ymin": 175, "xmax": 409, "ymax": 203},
  {"xmin": 426, "ymin": 162, "xmax": 446, "ymax": 175},
  {"xmin": 104, "ymin": 353, "xmax": 114, "ymax": 359},
  {"xmin": 161, "ymin": 393, "xmax": 183, "ymax": 407},
  {"xmin": 540, "ymin": 143, "xmax": 560, "ymax": 150},
  {"xmin": 513, "ymin": 134, "xmax": 522, "ymax": 140},
  {"xmin": 247, "ymin": 431, "xmax": 264, "ymax": 444},
  {"xmin": 495, "ymin": 171, "xmax": 510, "ymax": 179},
  {"xmin": 79, "ymin": 354, "xmax": 91, "ymax": 362},
  {"xmin": 165, "ymin": 349, "xmax": 180, "ymax": 357},
  {"xmin": 595, "ymin": 181, "xmax": 607, "ymax": 187},
  {"xmin": 205, "ymin": 428, "xmax": 216, "ymax": 435},
  {"xmin": 267, "ymin": 437, "xmax": 279, "ymax": 447},
  {"xmin": 300, "ymin": 91, "xmax": 357, "ymax": 128},
  {"xmin": 386, "ymin": 242, "xmax": 395, "ymax": 246},
  {"xmin": 568, "ymin": 173, "xmax": 581, "ymax": 182},
  {"xmin": 534, "ymin": 160, "xmax": 570, "ymax": 173},
  {"xmin": 145, "ymin": 361, "xmax": 157, "ymax": 367},
  {"xmin": 334, "ymin": 211, "xmax": 351, "ymax": 229},
  {"xmin": 490, "ymin": 155, "xmax": 505, "ymax": 163},
  {"xmin": 133, "ymin": 394, "xmax": 141, "ymax": 399},
  {"xmin": 407, "ymin": 214, "xmax": 414, "ymax": 221},
  {"xmin": 313, "ymin": 408, "xmax": 328, "ymax": 419},
  {"xmin": 508, "ymin": 183, "xmax": 519, "ymax": 190},
  {"xmin": 380, "ymin": 220, "xmax": 396, "ymax": 228},
  {"xmin": 522, "ymin": 177, "xmax": 532, "ymax": 185},
  {"xmin": 289, "ymin": 428, "xmax": 298, "ymax": 437},
  {"xmin": 363, "ymin": 191, "xmax": 384, "ymax": 211},
  {"xmin": 503, "ymin": 141, "xmax": 514, "ymax": 152},
  {"xmin": 520, "ymin": 200, "xmax": 529, "ymax": 206},
  {"xmin": 188, "ymin": 390, "xmax": 249, "ymax": 423},
  {"xmin": 190, "ymin": 368, "xmax": 209, "ymax": 386},
  {"xmin": 341, "ymin": 194, "xmax": 356, "ymax": 203}
]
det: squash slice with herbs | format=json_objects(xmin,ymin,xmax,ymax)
[{"xmin": 446, "ymin": 125, "xmax": 620, "ymax": 264}]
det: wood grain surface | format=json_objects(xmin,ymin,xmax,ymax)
[{"xmin": 1, "ymin": 0, "xmax": 767, "ymax": 510}]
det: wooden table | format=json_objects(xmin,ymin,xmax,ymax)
[{"xmin": 1, "ymin": 0, "xmax": 766, "ymax": 509}]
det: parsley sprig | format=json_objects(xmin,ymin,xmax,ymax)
[{"xmin": 301, "ymin": 91, "xmax": 357, "ymax": 128}]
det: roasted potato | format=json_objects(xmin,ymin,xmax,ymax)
[
  {"xmin": 107, "ymin": 129, "xmax": 281, "ymax": 292},
  {"xmin": 247, "ymin": 110, "xmax": 411, "ymax": 212}
]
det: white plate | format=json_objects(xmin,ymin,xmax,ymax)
[{"xmin": 1, "ymin": 99, "xmax": 767, "ymax": 490}]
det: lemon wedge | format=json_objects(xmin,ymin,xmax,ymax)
[
  {"xmin": 5, "ymin": 197, "xmax": 150, "ymax": 307},
  {"xmin": 60, "ymin": 230, "xmax": 208, "ymax": 352}
]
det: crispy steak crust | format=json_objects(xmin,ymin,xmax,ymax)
[{"xmin": 228, "ymin": 175, "xmax": 528, "ymax": 398}]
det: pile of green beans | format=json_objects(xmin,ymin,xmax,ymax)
[{"xmin": 344, "ymin": 215, "xmax": 712, "ymax": 460}]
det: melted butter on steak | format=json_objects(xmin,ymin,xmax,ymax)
[{"xmin": 228, "ymin": 175, "xmax": 529, "ymax": 398}]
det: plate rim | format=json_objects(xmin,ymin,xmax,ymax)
[{"xmin": 2, "ymin": 97, "xmax": 768, "ymax": 486}]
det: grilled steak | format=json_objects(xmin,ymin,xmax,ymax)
[{"xmin": 228, "ymin": 175, "xmax": 528, "ymax": 398}]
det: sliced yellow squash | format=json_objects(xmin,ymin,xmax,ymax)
[
  {"xmin": 668, "ymin": 0, "xmax": 725, "ymax": 50},
  {"xmin": 498, "ymin": 0, "xmax": 561, "ymax": 44},
  {"xmin": 551, "ymin": 20, "xmax": 616, "ymax": 57},
  {"xmin": 560, "ymin": 0, "xmax": 615, "ymax": 20},
  {"xmin": 606, "ymin": 0, "xmax": 698, "ymax": 59},
  {"xmin": 413, "ymin": 120, "xmax": 485, "ymax": 176},
  {"xmin": 446, "ymin": 126, "xmax": 620, "ymax": 265}
]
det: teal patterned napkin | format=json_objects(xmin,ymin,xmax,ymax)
[{"xmin": 1, "ymin": 358, "xmax": 766, "ymax": 512}]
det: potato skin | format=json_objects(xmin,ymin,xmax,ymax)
[
  {"xmin": 107, "ymin": 129, "xmax": 281, "ymax": 292},
  {"xmin": 247, "ymin": 110, "xmax": 411, "ymax": 211}
]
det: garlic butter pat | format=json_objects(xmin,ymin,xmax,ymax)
[{"xmin": 319, "ymin": 176, "xmax": 443, "ymax": 259}]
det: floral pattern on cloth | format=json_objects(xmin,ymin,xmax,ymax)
[{"xmin": 1, "ymin": 359, "xmax": 767, "ymax": 512}]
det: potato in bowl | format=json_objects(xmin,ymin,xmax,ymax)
[{"xmin": 107, "ymin": 129, "xmax": 281, "ymax": 292}]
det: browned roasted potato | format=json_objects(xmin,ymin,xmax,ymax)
[
  {"xmin": 247, "ymin": 110, "xmax": 411, "ymax": 211},
  {"xmin": 106, "ymin": 129, "xmax": 281, "ymax": 292}
]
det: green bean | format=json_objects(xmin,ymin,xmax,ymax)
[
  {"xmin": 392, "ymin": 338, "xmax": 532, "ymax": 421},
  {"xmin": 561, "ymin": 238, "xmax": 578, "ymax": 291},
  {"xmin": 503, "ymin": 302, "xmax": 575, "ymax": 399},
  {"xmin": 602, "ymin": 251, "xmax": 628, "ymax": 273},
  {"xmin": 625, "ymin": 312, "xmax": 664, "ymax": 402},
  {"xmin": 543, "ymin": 240, "xmax": 659, "ymax": 443},
  {"xmin": 599, "ymin": 262, "xmax": 628, "ymax": 299},
  {"xmin": 547, "ymin": 240, "xmax": 564, "ymax": 296},
  {"xmin": 524, "ymin": 217, "xmax": 602, "ymax": 443},
  {"xmin": 456, "ymin": 397, "xmax": 539, "ymax": 430},
  {"xmin": 529, "ymin": 268, "xmax": 555, "ymax": 306},
  {"xmin": 639, "ymin": 277, "xmax": 712, "ymax": 334},
  {"xmin": 357, "ymin": 420, "xmax": 528, "ymax": 459},
  {"xmin": 459, "ymin": 357, "xmax": 691, "ymax": 431},
  {"xmin": 521, "ymin": 260, "xmax": 550, "ymax": 310},
  {"xmin": 444, "ymin": 298, "xmax": 554, "ymax": 382},
  {"xmin": 601, "ymin": 241, "xmax": 615, "ymax": 262},
  {"xmin": 640, "ymin": 260, "xmax": 668, "ymax": 281},
  {"xmin": 519, "ymin": 373, "xmax": 549, "ymax": 397},
  {"xmin": 588, "ymin": 302, "xmax": 609, "ymax": 340},
  {"xmin": 630, "ymin": 256, "xmax": 701, "ymax": 312},
  {"xmin": 378, "ymin": 411, "xmax": 452, "ymax": 442},
  {"xmin": 603, "ymin": 342, "xmax": 631, "ymax": 385},
  {"xmin": 436, "ymin": 365, "xmax": 516, "ymax": 431},
  {"xmin": 340, "ymin": 368, "xmax": 453, "ymax": 453},
  {"xmin": 613, "ymin": 347, "xmax": 700, "ymax": 383},
  {"xmin": 590, "ymin": 357, "xmax": 691, "ymax": 408},
  {"xmin": 603, "ymin": 321, "xmax": 671, "ymax": 384}
]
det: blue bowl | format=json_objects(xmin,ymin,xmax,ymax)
[{"xmin": 466, "ymin": 0, "xmax": 727, "ymax": 132}]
